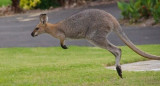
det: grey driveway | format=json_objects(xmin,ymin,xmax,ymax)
[{"xmin": 0, "ymin": 3, "xmax": 160, "ymax": 48}]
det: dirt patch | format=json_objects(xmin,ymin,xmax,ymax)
[{"xmin": 119, "ymin": 17, "xmax": 160, "ymax": 27}]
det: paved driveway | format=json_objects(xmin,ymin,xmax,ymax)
[{"xmin": 0, "ymin": 3, "xmax": 160, "ymax": 48}]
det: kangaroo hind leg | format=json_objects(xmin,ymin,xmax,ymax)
[
  {"xmin": 107, "ymin": 42, "xmax": 122, "ymax": 78},
  {"xmin": 88, "ymin": 37, "xmax": 122, "ymax": 78}
]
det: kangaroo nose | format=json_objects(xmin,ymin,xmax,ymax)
[{"xmin": 31, "ymin": 32, "xmax": 34, "ymax": 37}]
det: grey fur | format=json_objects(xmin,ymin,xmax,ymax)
[{"xmin": 58, "ymin": 9, "xmax": 114, "ymax": 39}]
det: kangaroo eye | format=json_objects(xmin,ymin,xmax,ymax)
[{"xmin": 35, "ymin": 28, "xmax": 39, "ymax": 30}]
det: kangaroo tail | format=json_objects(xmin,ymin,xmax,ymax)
[{"xmin": 114, "ymin": 26, "xmax": 160, "ymax": 60}]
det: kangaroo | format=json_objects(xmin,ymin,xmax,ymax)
[{"xmin": 31, "ymin": 9, "xmax": 160, "ymax": 78}]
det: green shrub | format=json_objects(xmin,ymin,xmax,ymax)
[
  {"xmin": 151, "ymin": 1, "xmax": 160, "ymax": 23},
  {"xmin": 20, "ymin": 0, "xmax": 60, "ymax": 10},
  {"xmin": 0, "ymin": 0, "xmax": 11, "ymax": 7},
  {"xmin": 35, "ymin": 0, "xmax": 60, "ymax": 9},
  {"xmin": 20, "ymin": 0, "xmax": 40, "ymax": 10},
  {"xmin": 118, "ymin": 0, "xmax": 141, "ymax": 22},
  {"xmin": 118, "ymin": 0, "xmax": 160, "ymax": 23}
]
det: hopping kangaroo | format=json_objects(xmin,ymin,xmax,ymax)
[{"xmin": 31, "ymin": 9, "xmax": 160, "ymax": 78}]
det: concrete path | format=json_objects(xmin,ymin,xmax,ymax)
[{"xmin": 107, "ymin": 60, "xmax": 160, "ymax": 71}]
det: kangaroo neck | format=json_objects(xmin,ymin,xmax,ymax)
[{"xmin": 45, "ymin": 23, "xmax": 59, "ymax": 36}]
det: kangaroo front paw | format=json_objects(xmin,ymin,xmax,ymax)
[
  {"xmin": 61, "ymin": 44, "xmax": 68, "ymax": 49},
  {"xmin": 116, "ymin": 65, "xmax": 123, "ymax": 78}
]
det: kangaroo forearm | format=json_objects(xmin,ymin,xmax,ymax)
[
  {"xmin": 61, "ymin": 44, "xmax": 68, "ymax": 49},
  {"xmin": 60, "ymin": 40, "xmax": 68, "ymax": 49},
  {"xmin": 59, "ymin": 36, "xmax": 68, "ymax": 49}
]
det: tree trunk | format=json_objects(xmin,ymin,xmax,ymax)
[{"xmin": 11, "ymin": 0, "xmax": 22, "ymax": 13}]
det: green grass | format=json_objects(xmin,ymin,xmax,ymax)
[
  {"xmin": 0, "ymin": 0, "xmax": 11, "ymax": 7},
  {"xmin": 0, "ymin": 44, "xmax": 160, "ymax": 86}
]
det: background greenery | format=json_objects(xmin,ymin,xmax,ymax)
[
  {"xmin": 0, "ymin": 0, "xmax": 11, "ymax": 7},
  {"xmin": 35, "ymin": 0, "xmax": 60, "ymax": 9},
  {"xmin": 1, "ymin": 0, "xmax": 160, "ymax": 23},
  {"xmin": 118, "ymin": 0, "xmax": 160, "ymax": 23},
  {"xmin": 0, "ymin": 45, "xmax": 160, "ymax": 86},
  {"xmin": 20, "ymin": 0, "xmax": 60, "ymax": 10}
]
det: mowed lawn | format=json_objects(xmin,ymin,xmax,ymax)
[
  {"xmin": 0, "ymin": 0, "xmax": 11, "ymax": 7},
  {"xmin": 0, "ymin": 45, "xmax": 160, "ymax": 86}
]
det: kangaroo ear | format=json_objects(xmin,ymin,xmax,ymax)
[{"xmin": 39, "ymin": 14, "xmax": 48, "ymax": 24}]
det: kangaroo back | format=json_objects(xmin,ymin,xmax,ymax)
[{"xmin": 59, "ymin": 9, "xmax": 115, "ymax": 39}]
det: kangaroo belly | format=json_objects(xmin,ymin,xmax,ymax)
[{"xmin": 65, "ymin": 28, "xmax": 87, "ymax": 39}]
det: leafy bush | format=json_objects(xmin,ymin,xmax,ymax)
[
  {"xmin": 35, "ymin": 0, "xmax": 60, "ymax": 9},
  {"xmin": 152, "ymin": 1, "xmax": 160, "ymax": 23},
  {"xmin": 20, "ymin": 0, "xmax": 40, "ymax": 10},
  {"xmin": 0, "ymin": 0, "xmax": 11, "ymax": 7},
  {"xmin": 118, "ymin": 0, "xmax": 160, "ymax": 23},
  {"xmin": 20, "ymin": 0, "xmax": 60, "ymax": 10}
]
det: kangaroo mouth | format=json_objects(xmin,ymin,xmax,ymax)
[{"xmin": 31, "ymin": 32, "xmax": 38, "ymax": 37}]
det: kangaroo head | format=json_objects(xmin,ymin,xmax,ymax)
[{"xmin": 31, "ymin": 14, "xmax": 48, "ymax": 37}]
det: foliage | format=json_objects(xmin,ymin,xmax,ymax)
[
  {"xmin": 20, "ymin": 0, "xmax": 60, "ymax": 10},
  {"xmin": 20, "ymin": 0, "xmax": 40, "ymax": 10},
  {"xmin": 0, "ymin": 0, "xmax": 11, "ymax": 7},
  {"xmin": 35, "ymin": 0, "xmax": 60, "ymax": 9},
  {"xmin": 118, "ymin": 0, "xmax": 160, "ymax": 23},
  {"xmin": 0, "ymin": 45, "xmax": 160, "ymax": 85},
  {"xmin": 151, "ymin": 1, "xmax": 160, "ymax": 23},
  {"xmin": 19, "ymin": 0, "xmax": 105, "ymax": 10}
]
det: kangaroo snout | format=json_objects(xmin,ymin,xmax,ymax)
[{"xmin": 31, "ymin": 32, "xmax": 35, "ymax": 37}]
